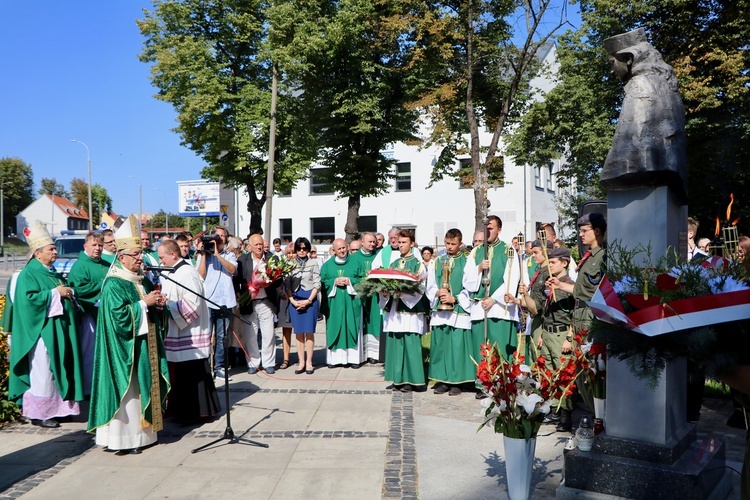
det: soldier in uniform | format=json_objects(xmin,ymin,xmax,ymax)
[
  {"xmin": 539, "ymin": 248, "xmax": 576, "ymax": 431},
  {"xmin": 548, "ymin": 213, "xmax": 606, "ymax": 333},
  {"xmin": 524, "ymin": 240, "xmax": 553, "ymax": 356}
]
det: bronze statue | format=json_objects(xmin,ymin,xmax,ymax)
[{"xmin": 601, "ymin": 28, "xmax": 688, "ymax": 203}]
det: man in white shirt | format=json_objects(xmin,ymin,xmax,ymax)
[{"xmin": 196, "ymin": 226, "xmax": 237, "ymax": 381}]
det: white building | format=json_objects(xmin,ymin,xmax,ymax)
[
  {"xmin": 234, "ymin": 43, "xmax": 572, "ymax": 253},
  {"xmin": 16, "ymin": 194, "xmax": 89, "ymax": 239}
]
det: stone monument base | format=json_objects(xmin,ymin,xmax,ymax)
[{"xmin": 556, "ymin": 425, "xmax": 733, "ymax": 499}]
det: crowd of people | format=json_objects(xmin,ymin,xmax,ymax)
[{"xmin": 5, "ymin": 212, "xmax": 610, "ymax": 455}]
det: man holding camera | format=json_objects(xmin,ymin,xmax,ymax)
[{"xmin": 196, "ymin": 226, "xmax": 237, "ymax": 381}]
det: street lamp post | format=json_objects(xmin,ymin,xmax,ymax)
[
  {"xmin": 70, "ymin": 140, "xmax": 93, "ymax": 231},
  {"xmin": 154, "ymin": 188, "xmax": 169, "ymax": 235},
  {"xmin": 129, "ymin": 176, "xmax": 143, "ymax": 225}
]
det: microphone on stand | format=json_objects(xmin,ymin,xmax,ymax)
[{"xmin": 143, "ymin": 265, "xmax": 177, "ymax": 274}]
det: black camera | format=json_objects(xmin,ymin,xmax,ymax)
[{"xmin": 201, "ymin": 234, "xmax": 220, "ymax": 254}]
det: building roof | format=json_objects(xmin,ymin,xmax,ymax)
[{"xmin": 47, "ymin": 194, "xmax": 89, "ymax": 220}]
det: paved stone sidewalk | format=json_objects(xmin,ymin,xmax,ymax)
[{"xmin": 0, "ymin": 327, "xmax": 745, "ymax": 499}]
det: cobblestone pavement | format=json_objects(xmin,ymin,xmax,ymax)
[{"xmin": 0, "ymin": 327, "xmax": 746, "ymax": 499}]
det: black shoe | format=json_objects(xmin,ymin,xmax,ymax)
[
  {"xmin": 350, "ymin": 363, "xmax": 360, "ymax": 369},
  {"xmin": 31, "ymin": 419, "xmax": 60, "ymax": 428},
  {"xmin": 448, "ymin": 386, "xmax": 462, "ymax": 396},
  {"xmin": 433, "ymin": 383, "xmax": 449, "ymax": 395},
  {"xmin": 368, "ymin": 358, "xmax": 378, "ymax": 364},
  {"xmin": 475, "ymin": 391, "xmax": 488, "ymax": 400},
  {"xmin": 399, "ymin": 384, "xmax": 413, "ymax": 392},
  {"xmin": 544, "ymin": 411, "xmax": 561, "ymax": 424},
  {"xmin": 556, "ymin": 410, "xmax": 572, "ymax": 432}
]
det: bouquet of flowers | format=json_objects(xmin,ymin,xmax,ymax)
[
  {"xmin": 571, "ymin": 332, "xmax": 607, "ymax": 399},
  {"xmin": 354, "ymin": 268, "xmax": 422, "ymax": 299},
  {"xmin": 477, "ymin": 344, "xmax": 581, "ymax": 440},
  {"xmin": 589, "ymin": 242, "xmax": 750, "ymax": 385},
  {"xmin": 238, "ymin": 255, "xmax": 297, "ymax": 305}
]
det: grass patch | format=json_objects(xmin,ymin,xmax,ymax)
[
  {"xmin": 704, "ymin": 378, "xmax": 732, "ymax": 399},
  {"xmin": 1, "ymin": 237, "xmax": 28, "ymax": 255}
]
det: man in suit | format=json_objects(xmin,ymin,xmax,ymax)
[{"xmin": 237, "ymin": 234, "xmax": 279, "ymax": 374}]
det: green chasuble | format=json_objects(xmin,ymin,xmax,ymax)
[
  {"xmin": 470, "ymin": 239, "xmax": 508, "ymax": 300},
  {"xmin": 383, "ymin": 253, "xmax": 428, "ymax": 386},
  {"xmin": 100, "ymin": 251, "xmax": 116, "ymax": 265},
  {"xmin": 67, "ymin": 251, "xmax": 109, "ymax": 317},
  {"xmin": 87, "ymin": 265, "xmax": 170, "ymax": 432},
  {"xmin": 429, "ymin": 252, "xmax": 475, "ymax": 384},
  {"xmin": 8, "ymin": 258, "xmax": 83, "ymax": 404},
  {"xmin": 470, "ymin": 240, "xmax": 515, "ymax": 360},
  {"xmin": 351, "ymin": 249, "xmax": 382, "ymax": 340},
  {"xmin": 320, "ymin": 256, "xmax": 362, "ymax": 351},
  {"xmin": 432, "ymin": 253, "xmax": 469, "ymax": 316},
  {"xmin": 389, "ymin": 254, "xmax": 430, "ymax": 314}
]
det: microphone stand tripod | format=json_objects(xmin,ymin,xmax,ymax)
[{"xmin": 149, "ymin": 267, "xmax": 269, "ymax": 452}]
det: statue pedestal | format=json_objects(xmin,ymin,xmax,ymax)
[
  {"xmin": 557, "ymin": 186, "xmax": 732, "ymax": 498},
  {"xmin": 557, "ymin": 359, "xmax": 731, "ymax": 498}
]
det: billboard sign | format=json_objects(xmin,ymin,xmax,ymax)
[{"xmin": 177, "ymin": 180, "xmax": 221, "ymax": 217}]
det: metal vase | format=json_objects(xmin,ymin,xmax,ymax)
[{"xmin": 503, "ymin": 435, "xmax": 536, "ymax": 500}]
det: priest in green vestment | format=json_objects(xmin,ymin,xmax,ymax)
[
  {"xmin": 8, "ymin": 221, "xmax": 83, "ymax": 428},
  {"xmin": 321, "ymin": 238, "xmax": 364, "ymax": 367},
  {"xmin": 68, "ymin": 232, "xmax": 109, "ymax": 395},
  {"xmin": 88, "ymin": 215, "xmax": 170, "ymax": 455},
  {"xmin": 100, "ymin": 229, "xmax": 117, "ymax": 265},
  {"xmin": 379, "ymin": 229, "xmax": 429, "ymax": 392},
  {"xmin": 426, "ymin": 229, "xmax": 474, "ymax": 396},
  {"xmin": 350, "ymin": 232, "xmax": 380, "ymax": 363},
  {"xmin": 462, "ymin": 215, "xmax": 522, "ymax": 361}
]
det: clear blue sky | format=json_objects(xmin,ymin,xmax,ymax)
[
  {"xmin": 0, "ymin": 1, "xmax": 205, "ymax": 218},
  {"xmin": 0, "ymin": 1, "xmax": 581, "ymax": 222}
]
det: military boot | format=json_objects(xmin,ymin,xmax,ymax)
[{"xmin": 556, "ymin": 409, "xmax": 572, "ymax": 432}]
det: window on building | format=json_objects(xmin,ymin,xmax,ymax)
[
  {"xmin": 546, "ymin": 163, "xmax": 554, "ymax": 193},
  {"xmin": 68, "ymin": 218, "xmax": 87, "ymax": 231},
  {"xmin": 458, "ymin": 158, "xmax": 473, "ymax": 189},
  {"xmin": 358, "ymin": 215, "xmax": 377, "ymax": 234},
  {"xmin": 310, "ymin": 168, "xmax": 334, "ymax": 195},
  {"xmin": 534, "ymin": 167, "xmax": 543, "ymax": 190},
  {"xmin": 311, "ymin": 217, "xmax": 335, "ymax": 244},
  {"xmin": 279, "ymin": 218, "xmax": 292, "ymax": 243},
  {"xmin": 395, "ymin": 162, "xmax": 411, "ymax": 192}
]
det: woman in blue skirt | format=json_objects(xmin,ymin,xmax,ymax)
[{"xmin": 284, "ymin": 237, "xmax": 321, "ymax": 374}]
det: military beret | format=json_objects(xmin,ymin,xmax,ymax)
[
  {"xmin": 548, "ymin": 247, "xmax": 571, "ymax": 261},
  {"xmin": 578, "ymin": 212, "xmax": 607, "ymax": 232},
  {"xmin": 530, "ymin": 239, "xmax": 553, "ymax": 250}
]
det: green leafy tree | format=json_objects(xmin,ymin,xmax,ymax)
[
  {"xmin": 268, "ymin": 0, "xmax": 424, "ymax": 241},
  {"xmin": 38, "ymin": 178, "xmax": 69, "ymax": 198},
  {"xmin": 508, "ymin": 0, "xmax": 750, "ymax": 234},
  {"xmin": 414, "ymin": 0, "xmax": 572, "ymax": 231},
  {"xmin": 138, "ymin": 0, "xmax": 317, "ymax": 236},
  {"xmin": 0, "ymin": 158, "xmax": 35, "ymax": 238},
  {"xmin": 148, "ymin": 211, "xmax": 187, "ymax": 234},
  {"xmin": 70, "ymin": 178, "xmax": 112, "ymax": 227}
]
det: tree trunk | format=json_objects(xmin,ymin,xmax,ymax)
[
  {"xmin": 344, "ymin": 194, "xmax": 361, "ymax": 243},
  {"xmin": 245, "ymin": 183, "xmax": 266, "ymax": 236},
  {"xmin": 474, "ymin": 185, "xmax": 487, "ymax": 233}
]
